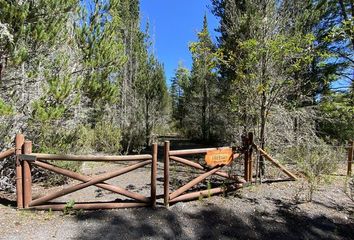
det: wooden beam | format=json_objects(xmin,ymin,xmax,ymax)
[
  {"xmin": 169, "ymin": 167, "xmax": 221, "ymax": 200},
  {"xmin": 0, "ymin": 148, "xmax": 15, "ymax": 160},
  {"xmin": 169, "ymin": 187, "xmax": 225, "ymax": 203},
  {"xmin": 164, "ymin": 141, "xmax": 170, "ymax": 207},
  {"xmin": 15, "ymin": 134, "xmax": 24, "ymax": 208},
  {"xmin": 23, "ymin": 141, "xmax": 32, "ymax": 208},
  {"xmin": 151, "ymin": 143, "xmax": 157, "ymax": 207},
  {"xmin": 28, "ymin": 153, "xmax": 152, "ymax": 161},
  {"xmin": 254, "ymin": 145, "xmax": 297, "ymax": 180},
  {"xmin": 31, "ymin": 202, "xmax": 149, "ymax": 211},
  {"xmin": 170, "ymin": 156, "xmax": 246, "ymax": 183},
  {"xmin": 169, "ymin": 148, "xmax": 218, "ymax": 156}
]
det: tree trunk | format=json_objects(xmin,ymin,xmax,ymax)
[
  {"xmin": 259, "ymin": 89, "xmax": 266, "ymax": 176},
  {"xmin": 145, "ymin": 95, "xmax": 150, "ymax": 146},
  {"xmin": 202, "ymin": 78, "xmax": 207, "ymax": 141}
]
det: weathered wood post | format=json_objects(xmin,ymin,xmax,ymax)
[
  {"xmin": 15, "ymin": 133, "xmax": 24, "ymax": 209},
  {"xmin": 164, "ymin": 141, "xmax": 170, "ymax": 207},
  {"xmin": 151, "ymin": 143, "xmax": 157, "ymax": 207},
  {"xmin": 23, "ymin": 141, "xmax": 32, "ymax": 208},
  {"xmin": 348, "ymin": 140, "xmax": 353, "ymax": 177}
]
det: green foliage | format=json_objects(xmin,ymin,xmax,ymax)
[
  {"xmin": 75, "ymin": 0, "xmax": 126, "ymax": 112},
  {"xmin": 207, "ymin": 180, "xmax": 212, "ymax": 198},
  {"xmin": 319, "ymin": 92, "xmax": 354, "ymax": 142},
  {"xmin": 178, "ymin": 15, "xmax": 220, "ymax": 142},
  {"xmin": 63, "ymin": 199, "xmax": 76, "ymax": 215},
  {"xmin": 0, "ymin": 99, "xmax": 13, "ymax": 116},
  {"xmin": 133, "ymin": 27, "xmax": 170, "ymax": 146},
  {"xmin": 31, "ymin": 54, "xmax": 80, "ymax": 123},
  {"xmin": 94, "ymin": 120, "xmax": 122, "ymax": 154},
  {"xmin": 0, "ymin": 0, "xmax": 77, "ymax": 64},
  {"xmin": 171, "ymin": 62, "xmax": 190, "ymax": 131},
  {"xmin": 291, "ymin": 143, "xmax": 340, "ymax": 201},
  {"xmin": 348, "ymin": 176, "xmax": 354, "ymax": 201},
  {"xmin": 198, "ymin": 193, "xmax": 204, "ymax": 202}
]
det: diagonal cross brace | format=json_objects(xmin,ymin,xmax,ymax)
[
  {"xmin": 169, "ymin": 167, "xmax": 221, "ymax": 200},
  {"xmin": 30, "ymin": 160, "xmax": 151, "ymax": 206},
  {"xmin": 169, "ymin": 156, "xmax": 246, "ymax": 183},
  {"xmin": 33, "ymin": 160, "xmax": 150, "ymax": 203}
]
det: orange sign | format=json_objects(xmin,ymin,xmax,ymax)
[{"xmin": 205, "ymin": 148, "xmax": 233, "ymax": 167}]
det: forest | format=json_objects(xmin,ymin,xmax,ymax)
[{"xmin": 0, "ymin": 0, "xmax": 353, "ymax": 192}]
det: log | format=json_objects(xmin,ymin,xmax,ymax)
[
  {"xmin": 169, "ymin": 167, "xmax": 221, "ymax": 200},
  {"xmin": 169, "ymin": 184, "xmax": 243, "ymax": 203},
  {"xmin": 23, "ymin": 141, "xmax": 32, "ymax": 208},
  {"xmin": 151, "ymin": 143, "xmax": 157, "ymax": 207},
  {"xmin": 169, "ymin": 187, "xmax": 225, "ymax": 203},
  {"xmin": 164, "ymin": 141, "xmax": 170, "ymax": 207},
  {"xmin": 30, "ymin": 160, "xmax": 151, "ymax": 206},
  {"xmin": 0, "ymin": 148, "xmax": 15, "ymax": 160},
  {"xmin": 28, "ymin": 153, "xmax": 152, "ymax": 161},
  {"xmin": 15, "ymin": 134, "xmax": 24, "ymax": 208},
  {"xmin": 169, "ymin": 156, "xmax": 246, "ymax": 183},
  {"xmin": 169, "ymin": 148, "xmax": 218, "ymax": 156},
  {"xmin": 255, "ymin": 145, "xmax": 297, "ymax": 180},
  {"xmin": 31, "ymin": 202, "xmax": 149, "ymax": 211}
]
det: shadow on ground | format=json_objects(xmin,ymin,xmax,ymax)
[{"xmin": 73, "ymin": 201, "xmax": 354, "ymax": 240}]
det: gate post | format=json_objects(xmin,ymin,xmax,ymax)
[
  {"xmin": 151, "ymin": 143, "xmax": 157, "ymax": 207},
  {"xmin": 15, "ymin": 134, "xmax": 24, "ymax": 209},
  {"xmin": 348, "ymin": 140, "xmax": 353, "ymax": 177},
  {"xmin": 23, "ymin": 141, "xmax": 32, "ymax": 208},
  {"xmin": 164, "ymin": 141, "xmax": 170, "ymax": 207}
]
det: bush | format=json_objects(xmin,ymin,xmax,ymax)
[
  {"xmin": 348, "ymin": 176, "xmax": 354, "ymax": 201},
  {"xmin": 27, "ymin": 122, "xmax": 95, "ymax": 186},
  {"xmin": 94, "ymin": 120, "xmax": 122, "ymax": 154},
  {"xmin": 24, "ymin": 119, "xmax": 122, "ymax": 186},
  {"xmin": 291, "ymin": 142, "xmax": 340, "ymax": 201}
]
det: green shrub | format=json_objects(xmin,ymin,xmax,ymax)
[
  {"xmin": 94, "ymin": 120, "xmax": 122, "ymax": 153},
  {"xmin": 70, "ymin": 124, "xmax": 94, "ymax": 154},
  {"xmin": 291, "ymin": 143, "xmax": 340, "ymax": 201},
  {"xmin": 0, "ymin": 98, "xmax": 13, "ymax": 116},
  {"xmin": 28, "ymin": 122, "xmax": 95, "ymax": 186}
]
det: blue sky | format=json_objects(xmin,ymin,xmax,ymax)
[{"xmin": 140, "ymin": 0, "xmax": 219, "ymax": 85}]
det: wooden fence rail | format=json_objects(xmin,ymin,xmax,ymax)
[{"xmin": 0, "ymin": 148, "xmax": 15, "ymax": 160}]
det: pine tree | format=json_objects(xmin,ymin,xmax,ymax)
[
  {"xmin": 170, "ymin": 62, "xmax": 190, "ymax": 130},
  {"xmin": 75, "ymin": 0, "xmax": 126, "ymax": 124},
  {"xmin": 211, "ymin": 0, "xmax": 316, "ymax": 174},
  {"xmin": 185, "ymin": 15, "xmax": 219, "ymax": 142}
]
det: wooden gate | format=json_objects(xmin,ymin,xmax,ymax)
[
  {"xmin": 163, "ymin": 141, "xmax": 246, "ymax": 206},
  {"xmin": 14, "ymin": 134, "xmax": 157, "ymax": 210}
]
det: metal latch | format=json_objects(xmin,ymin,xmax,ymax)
[{"xmin": 18, "ymin": 154, "xmax": 36, "ymax": 162}]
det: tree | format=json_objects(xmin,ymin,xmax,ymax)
[
  {"xmin": 184, "ymin": 15, "xmax": 219, "ymax": 142},
  {"xmin": 212, "ymin": 0, "xmax": 315, "ymax": 175},
  {"xmin": 75, "ymin": 0, "xmax": 126, "ymax": 124},
  {"xmin": 170, "ymin": 62, "xmax": 190, "ymax": 130}
]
